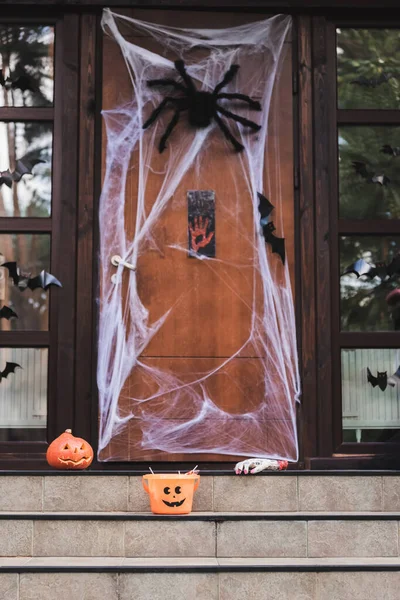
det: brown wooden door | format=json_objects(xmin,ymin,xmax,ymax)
[{"xmin": 99, "ymin": 10, "xmax": 297, "ymax": 462}]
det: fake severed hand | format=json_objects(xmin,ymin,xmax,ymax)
[{"xmin": 235, "ymin": 458, "xmax": 288, "ymax": 475}]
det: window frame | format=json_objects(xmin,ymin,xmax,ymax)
[
  {"xmin": 0, "ymin": 14, "xmax": 80, "ymax": 462},
  {"xmin": 309, "ymin": 16, "xmax": 400, "ymax": 465}
]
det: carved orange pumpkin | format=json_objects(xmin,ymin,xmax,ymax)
[{"xmin": 46, "ymin": 429, "xmax": 93, "ymax": 470}]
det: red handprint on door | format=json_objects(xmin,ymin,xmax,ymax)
[{"xmin": 189, "ymin": 216, "xmax": 215, "ymax": 253}]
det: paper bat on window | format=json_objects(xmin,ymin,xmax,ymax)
[
  {"xmin": 0, "ymin": 68, "xmax": 36, "ymax": 93},
  {"xmin": 352, "ymin": 161, "xmax": 390, "ymax": 186},
  {"xmin": 388, "ymin": 366, "xmax": 400, "ymax": 387},
  {"xmin": 342, "ymin": 255, "xmax": 400, "ymax": 280},
  {"xmin": 257, "ymin": 193, "xmax": 285, "ymax": 265},
  {"xmin": 351, "ymin": 72, "xmax": 393, "ymax": 88},
  {"xmin": 2, "ymin": 262, "xmax": 62, "ymax": 291},
  {"xmin": 0, "ymin": 362, "xmax": 21, "ymax": 383},
  {"xmin": 0, "ymin": 154, "xmax": 45, "ymax": 189},
  {"xmin": 0, "ymin": 305, "xmax": 18, "ymax": 320},
  {"xmin": 381, "ymin": 144, "xmax": 400, "ymax": 157},
  {"xmin": 367, "ymin": 367, "xmax": 388, "ymax": 391}
]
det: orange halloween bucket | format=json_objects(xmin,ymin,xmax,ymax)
[{"xmin": 142, "ymin": 473, "xmax": 200, "ymax": 515}]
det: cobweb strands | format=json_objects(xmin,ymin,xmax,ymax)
[{"xmin": 98, "ymin": 9, "xmax": 301, "ymax": 461}]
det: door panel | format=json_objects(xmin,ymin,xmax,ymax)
[{"xmin": 100, "ymin": 10, "xmax": 296, "ymax": 462}]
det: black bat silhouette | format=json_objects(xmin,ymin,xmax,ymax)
[
  {"xmin": 2, "ymin": 262, "xmax": 62, "ymax": 291},
  {"xmin": 0, "ymin": 154, "xmax": 45, "ymax": 189},
  {"xmin": 0, "ymin": 362, "xmax": 21, "ymax": 383},
  {"xmin": 342, "ymin": 255, "xmax": 400, "ymax": 280},
  {"xmin": 381, "ymin": 144, "xmax": 400, "ymax": 157},
  {"xmin": 0, "ymin": 305, "xmax": 18, "ymax": 320},
  {"xmin": 352, "ymin": 161, "xmax": 390, "ymax": 186},
  {"xmin": 262, "ymin": 222, "xmax": 285, "ymax": 265},
  {"xmin": 257, "ymin": 193, "xmax": 285, "ymax": 264},
  {"xmin": 0, "ymin": 68, "xmax": 36, "ymax": 93},
  {"xmin": 367, "ymin": 367, "xmax": 388, "ymax": 391},
  {"xmin": 257, "ymin": 192, "xmax": 275, "ymax": 224},
  {"xmin": 351, "ymin": 72, "xmax": 393, "ymax": 88}
]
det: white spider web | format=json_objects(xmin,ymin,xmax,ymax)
[{"xmin": 98, "ymin": 9, "xmax": 300, "ymax": 461}]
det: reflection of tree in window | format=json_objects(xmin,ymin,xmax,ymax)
[
  {"xmin": 339, "ymin": 126, "xmax": 400, "ymax": 220},
  {"xmin": 337, "ymin": 28, "xmax": 400, "ymax": 110},
  {"xmin": 0, "ymin": 25, "xmax": 54, "ymax": 108},
  {"xmin": 0, "ymin": 121, "xmax": 52, "ymax": 218},
  {"xmin": 340, "ymin": 236, "xmax": 400, "ymax": 332}
]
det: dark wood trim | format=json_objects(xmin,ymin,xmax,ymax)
[
  {"xmin": 0, "ymin": 108, "xmax": 54, "ymax": 122},
  {"xmin": 0, "ymin": 442, "xmax": 47, "ymax": 453},
  {"xmin": 312, "ymin": 16, "xmax": 336, "ymax": 457},
  {"xmin": 48, "ymin": 14, "xmax": 80, "ymax": 441},
  {"xmin": 340, "ymin": 332, "xmax": 400, "ymax": 348},
  {"xmin": 74, "ymin": 12, "xmax": 97, "ymax": 443},
  {"xmin": 309, "ymin": 455, "xmax": 400, "ymax": 469},
  {"xmin": 4, "ymin": 0, "xmax": 400, "ymax": 7},
  {"xmin": 0, "ymin": 332, "xmax": 50, "ymax": 346},
  {"xmin": 297, "ymin": 16, "xmax": 317, "ymax": 461},
  {"xmin": 0, "ymin": 218, "xmax": 52, "ymax": 233},
  {"xmin": 338, "ymin": 220, "xmax": 400, "ymax": 235},
  {"xmin": 337, "ymin": 110, "xmax": 400, "ymax": 125}
]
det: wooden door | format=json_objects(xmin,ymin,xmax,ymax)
[{"xmin": 99, "ymin": 10, "xmax": 297, "ymax": 462}]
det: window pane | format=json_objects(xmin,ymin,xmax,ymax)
[
  {"xmin": 0, "ymin": 347, "xmax": 47, "ymax": 441},
  {"xmin": 337, "ymin": 28, "xmax": 400, "ymax": 109},
  {"xmin": 342, "ymin": 348, "xmax": 400, "ymax": 443},
  {"xmin": 0, "ymin": 25, "xmax": 54, "ymax": 108},
  {"xmin": 0, "ymin": 121, "xmax": 52, "ymax": 217},
  {"xmin": 339, "ymin": 126, "xmax": 400, "ymax": 219},
  {"xmin": 0, "ymin": 234, "xmax": 51, "ymax": 331},
  {"xmin": 340, "ymin": 235, "xmax": 400, "ymax": 331}
]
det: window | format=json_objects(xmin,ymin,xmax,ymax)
[
  {"xmin": 335, "ymin": 27, "xmax": 400, "ymax": 449},
  {"xmin": 0, "ymin": 17, "xmax": 80, "ymax": 456}
]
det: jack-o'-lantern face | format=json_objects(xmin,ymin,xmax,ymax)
[
  {"xmin": 162, "ymin": 485, "xmax": 186, "ymax": 508},
  {"xmin": 46, "ymin": 429, "xmax": 94, "ymax": 470}
]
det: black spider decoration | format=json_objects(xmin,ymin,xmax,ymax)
[{"xmin": 143, "ymin": 60, "xmax": 262, "ymax": 153}]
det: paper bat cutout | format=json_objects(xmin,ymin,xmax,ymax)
[
  {"xmin": 0, "ymin": 154, "xmax": 44, "ymax": 189},
  {"xmin": 351, "ymin": 72, "xmax": 393, "ymax": 88},
  {"xmin": 262, "ymin": 222, "xmax": 285, "ymax": 265},
  {"xmin": 2, "ymin": 262, "xmax": 62, "ymax": 291},
  {"xmin": 0, "ymin": 305, "xmax": 18, "ymax": 320},
  {"xmin": 367, "ymin": 367, "xmax": 388, "ymax": 391},
  {"xmin": 0, "ymin": 362, "xmax": 21, "ymax": 383},
  {"xmin": 352, "ymin": 161, "xmax": 390, "ymax": 186},
  {"xmin": 257, "ymin": 193, "xmax": 285, "ymax": 265},
  {"xmin": 388, "ymin": 366, "xmax": 400, "ymax": 387},
  {"xmin": 381, "ymin": 144, "xmax": 400, "ymax": 157},
  {"xmin": 257, "ymin": 192, "xmax": 275, "ymax": 224},
  {"xmin": 342, "ymin": 255, "xmax": 400, "ymax": 280},
  {"xmin": 0, "ymin": 68, "xmax": 36, "ymax": 93}
]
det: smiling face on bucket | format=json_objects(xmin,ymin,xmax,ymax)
[{"xmin": 162, "ymin": 485, "xmax": 186, "ymax": 508}]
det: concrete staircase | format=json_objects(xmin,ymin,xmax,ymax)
[{"xmin": 1, "ymin": 472, "xmax": 400, "ymax": 599}]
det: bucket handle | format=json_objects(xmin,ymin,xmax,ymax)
[{"xmin": 142, "ymin": 477, "xmax": 150, "ymax": 494}]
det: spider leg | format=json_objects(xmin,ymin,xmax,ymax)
[
  {"xmin": 216, "ymin": 105, "xmax": 261, "ymax": 131},
  {"xmin": 217, "ymin": 93, "xmax": 261, "ymax": 111},
  {"xmin": 159, "ymin": 109, "xmax": 183, "ymax": 153},
  {"xmin": 214, "ymin": 113, "xmax": 244, "ymax": 152},
  {"xmin": 213, "ymin": 65, "xmax": 240, "ymax": 94},
  {"xmin": 147, "ymin": 78, "xmax": 186, "ymax": 93},
  {"xmin": 174, "ymin": 60, "xmax": 196, "ymax": 93},
  {"xmin": 143, "ymin": 97, "xmax": 178, "ymax": 129}
]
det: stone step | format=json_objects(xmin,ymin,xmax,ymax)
[
  {"xmin": 2, "ymin": 557, "xmax": 400, "ymax": 599},
  {"xmin": 2, "ymin": 472, "xmax": 400, "ymax": 513},
  {"xmin": 1, "ymin": 512, "xmax": 400, "ymax": 559}
]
